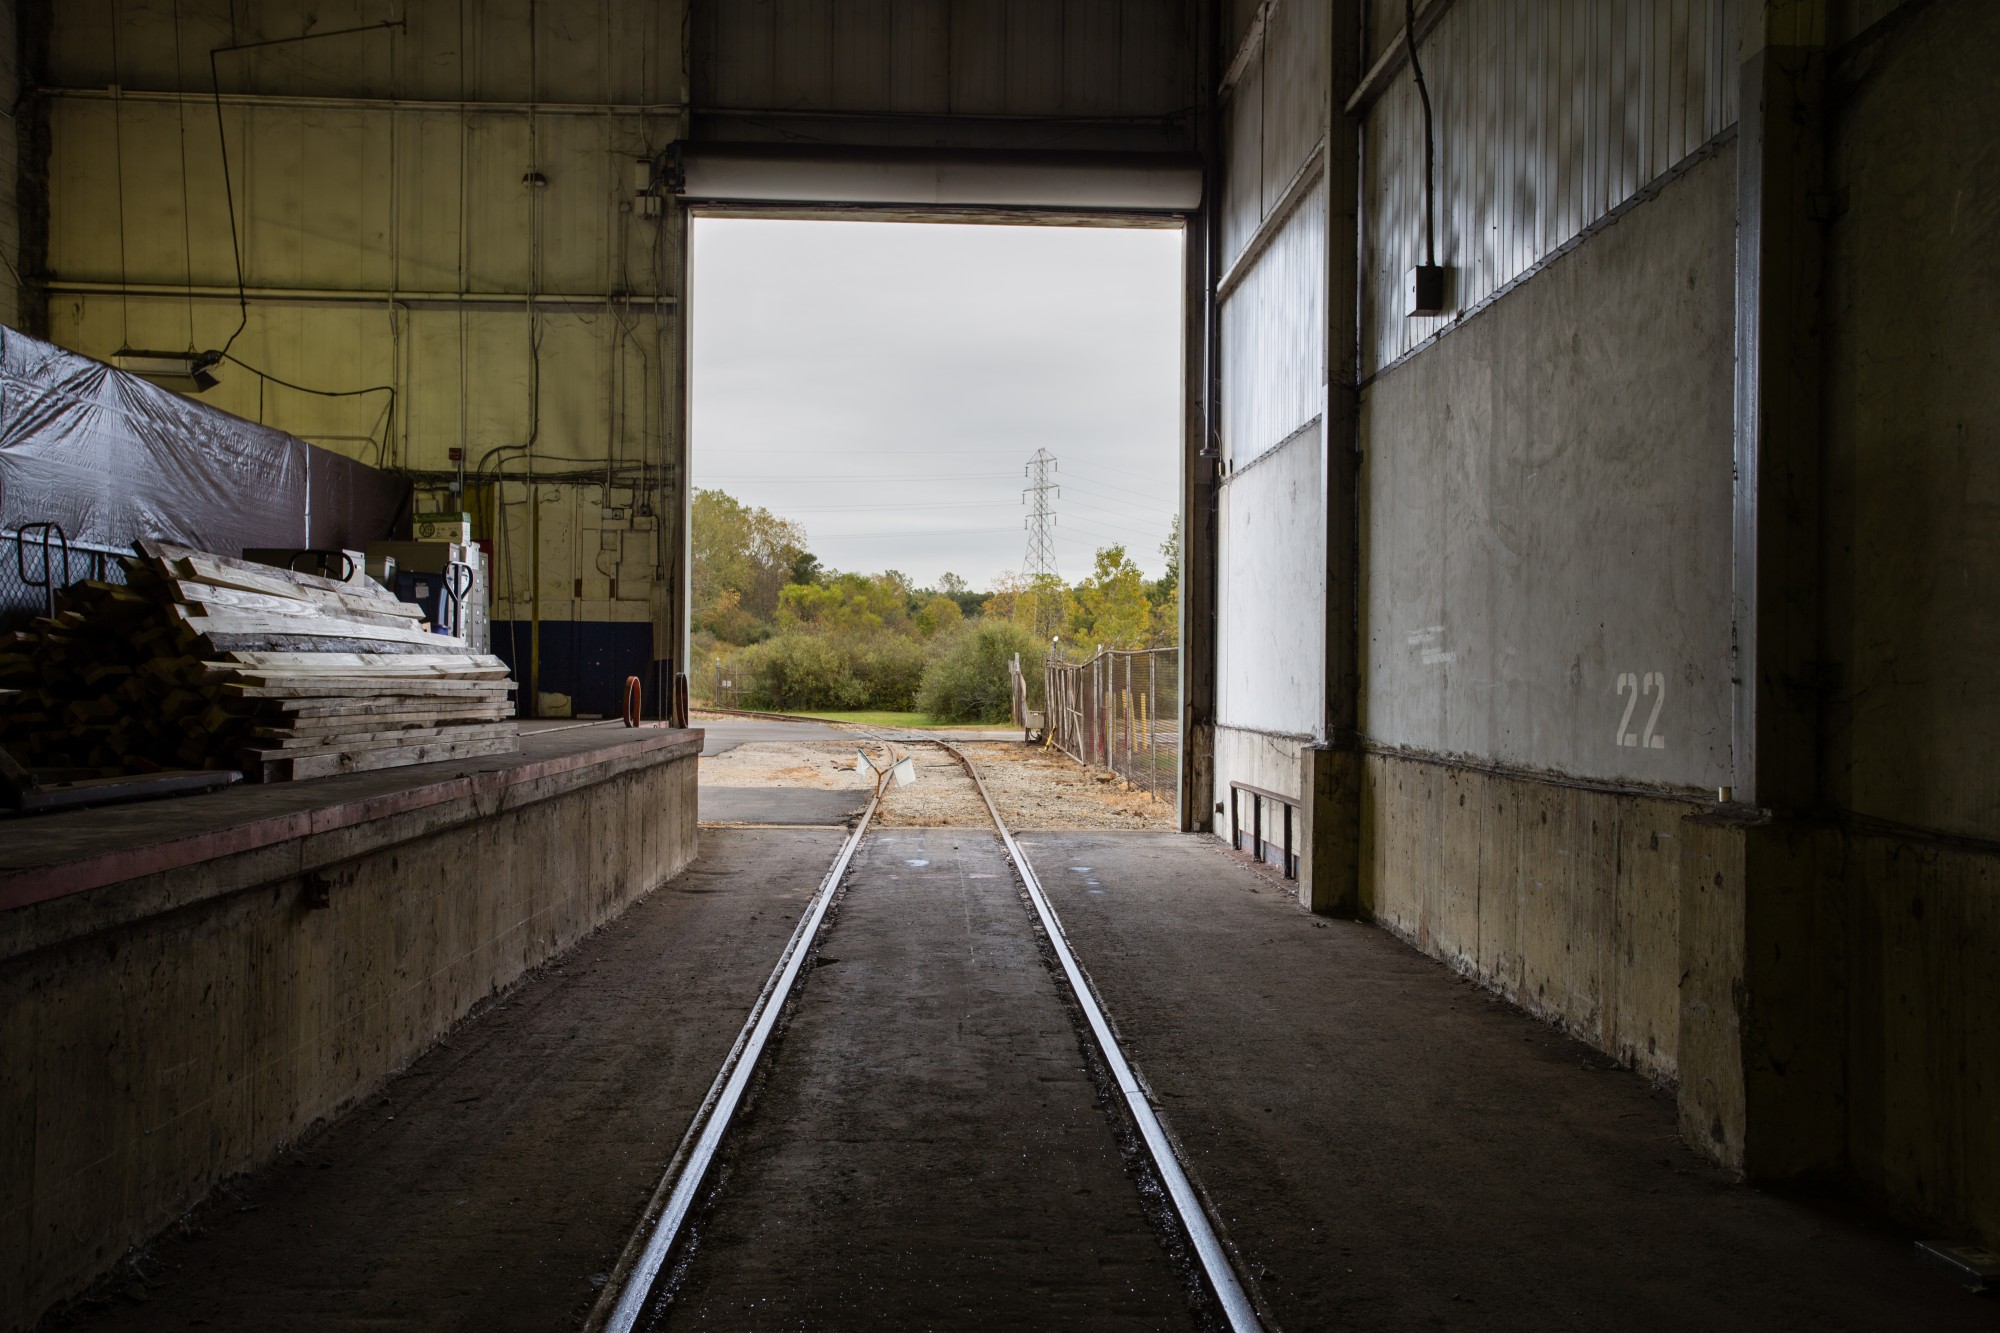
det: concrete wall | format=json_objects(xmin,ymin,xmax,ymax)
[
  {"xmin": 1361, "ymin": 144, "xmax": 1737, "ymax": 791},
  {"xmin": 1823, "ymin": 0, "xmax": 2000, "ymax": 845},
  {"xmin": 0, "ymin": 738, "xmax": 699, "ymax": 1329},
  {"xmin": 1327, "ymin": 0, "xmax": 2000, "ymax": 1253},
  {"xmin": 1356, "ymin": 138, "xmax": 1737, "ymax": 1098},
  {"xmin": 1809, "ymin": 0, "xmax": 2000, "ymax": 1245}
]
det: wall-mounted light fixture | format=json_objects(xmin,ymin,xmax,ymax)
[
  {"xmin": 1405, "ymin": 0, "xmax": 1448, "ymax": 317},
  {"xmin": 112, "ymin": 348, "xmax": 221, "ymax": 393}
]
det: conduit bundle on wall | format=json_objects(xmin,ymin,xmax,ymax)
[{"xmin": 0, "ymin": 327, "xmax": 406, "ymax": 558}]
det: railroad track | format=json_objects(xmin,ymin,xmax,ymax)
[{"xmin": 585, "ymin": 741, "xmax": 1262, "ymax": 1333}]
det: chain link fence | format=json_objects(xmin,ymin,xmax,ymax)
[
  {"xmin": 1042, "ymin": 646, "xmax": 1179, "ymax": 803},
  {"xmin": 1, "ymin": 529, "xmax": 135, "ymax": 630}
]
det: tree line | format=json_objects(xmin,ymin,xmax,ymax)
[{"xmin": 692, "ymin": 488, "xmax": 1178, "ymax": 723}]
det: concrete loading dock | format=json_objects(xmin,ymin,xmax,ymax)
[
  {"xmin": 2, "ymin": 0, "xmax": 1998, "ymax": 1327},
  {"xmin": 1, "ymin": 727, "xmax": 699, "ymax": 1322}
]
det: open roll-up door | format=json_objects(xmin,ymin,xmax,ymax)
[{"xmin": 675, "ymin": 145, "xmax": 1202, "ymax": 213}]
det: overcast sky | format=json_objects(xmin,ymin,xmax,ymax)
[{"xmin": 691, "ymin": 217, "xmax": 1183, "ymax": 591}]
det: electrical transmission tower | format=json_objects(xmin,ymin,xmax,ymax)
[{"xmin": 1022, "ymin": 448, "xmax": 1061, "ymax": 639}]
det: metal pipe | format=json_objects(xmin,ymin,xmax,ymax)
[
  {"xmin": 529, "ymin": 483, "xmax": 542, "ymax": 717},
  {"xmin": 47, "ymin": 86, "xmax": 684, "ymax": 116},
  {"xmin": 44, "ymin": 279, "xmax": 675, "ymax": 309}
]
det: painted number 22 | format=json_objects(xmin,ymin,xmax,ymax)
[{"xmin": 1614, "ymin": 672, "xmax": 1668, "ymax": 749}]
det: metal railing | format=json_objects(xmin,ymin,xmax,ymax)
[
  {"xmin": 1, "ymin": 528, "xmax": 134, "ymax": 628},
  {"xmin": 1042, "ymin": 646, "xmax": 1179, "ymax": 803}
]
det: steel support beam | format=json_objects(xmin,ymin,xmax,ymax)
[
  {"xmin": 1731, "ymin": 1, "xmax": 1828, "ymax": 814},
  {"xmin": 1731, "ymin": 0, "xmax": 1840, "ymax": 1182},
  {"xmin": 1178, "ymin": 2, "xmax": 1221, "ymax": 834},
  {"xmin": 1297, "ymin": 3, "xmax": 1366, "ymax": 916}
]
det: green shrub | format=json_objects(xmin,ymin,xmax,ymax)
[
  {"xmin": 741, "ymin": 633, "xmax": 866, "ymax": 711},
  {"xmin": 852, "ymin": 635, "xmax": 929, "ymax": 712},
  {"xmin": 918, "ymin": 620, "xmax": 1044, "ymax": 724}
]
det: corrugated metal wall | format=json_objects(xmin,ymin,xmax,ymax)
[
  {"xmin": 1219, "ymin": 184, "xmax": 1324, "ymax": 466},
  {"xmin": 39, "ymin": 0, "xmax": 685, "ymax": 670},
  {"xmin": 691, "ymin": 0, "xmax": 1197, "ymax": 152},
  {"xmin": 1363, "ymin": 0, "xmax": 1739, "ymax": 373},
  {"xmin": 1211, "ymin": 0, "xmax": 1331, "ymax": 807}
]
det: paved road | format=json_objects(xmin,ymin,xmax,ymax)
[{"xmin": 694, "ymin": 715, "xmax": 852, "ymax": 756}]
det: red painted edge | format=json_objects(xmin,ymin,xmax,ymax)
[{"xmin": 0, "ymin": 729, "xmax": 702, "ymax": 912}]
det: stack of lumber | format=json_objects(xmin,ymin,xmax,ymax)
[{"xmin": 0, "ymin": 541, "xmax": 517, "ymax": 782}]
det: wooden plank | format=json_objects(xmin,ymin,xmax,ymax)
[
  {"xmin": 141, "ymin": 540, "xmax": 388, "ymax": 598},
  {"xmin": 168, "ymin": 580, "xmax": 418, "ymax": 629},
  {"xmin": 257, "ymin": 695, "xmax": 512, "ymax": 717},
  {"xmin": 244, "ymin": 722, "xmax": 518, "ymax": 753},
  {"xmin": 198, "ymin": 632, "xmax": 443, "ymax": 656},
  {"xmin": 153, "ymin": 549, "xmax": 423, "ymax": 620},
  {"xmin": 260, "ymin": 732, "xmax": 520, "ymax": 781},
  {"xmin": 204, "ymin": 666, "xmax": 510, "ymax": 687},
  {"xmin": 256, "ymin": 707, "xmax": 511, "ymax": 735},
  {"xmin": 220, "ymin": 681, "xmax": 514, "ymax": 699},
  {"xmin": 200, "ymin": 659, "xmax": 507, "ymax": 680},
  {"xmin": 219, "ymin": 651, "xmax": 507, "ymax": 671},
  {"xmin": 179, "ymin": 610, "xmax": 462, "ymax": 649}
]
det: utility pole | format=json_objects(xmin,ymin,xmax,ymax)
[{"xmin": 1022, "ymin": 448, "xmax": 1061, "ymax": 638}]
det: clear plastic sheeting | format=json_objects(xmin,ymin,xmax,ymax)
[{"xmin": 0, "ymin": 326, "xmax": 404, "ymax": 566}]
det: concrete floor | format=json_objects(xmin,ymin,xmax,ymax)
[
  {"xmin": 43, "ymin": 829, "xmax": 843, "ymax": 1332},
  {"xmin": 41, "ymin": 817, "xmax": 1992, "ymax": 1330},
  {"xmin": 656, "ymin": 828, "xmax": 1200, "ymax": 1329},
  {"xmin": 1025, "ymin": 830, "xmax": 1991, "ymax": 1332}
]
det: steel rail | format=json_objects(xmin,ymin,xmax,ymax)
[
  {"xmin": 587, "ymin": 784, "xmax": 882, "ymax": 1333},
  {"xmin": 936, "ymin": 742, "xmax": 1265, "ymax": 1333}
]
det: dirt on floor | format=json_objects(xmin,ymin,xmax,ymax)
[
  {"xmin": 700, "ymin": 734, "xmax": 1176, "ymax": 831},
  {"xmin": 698, "ymin": 741, "xmax": 878, "ymax": 791},
  {"xmin": 872, "ymin": 746, "xmax": 991, "ymax": 826},
  {"xmin": 958, "ymin": 741, "xmax": 1176, "ymax": 831}
]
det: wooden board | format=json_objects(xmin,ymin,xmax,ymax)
[
  {"xmin": 257, "ymin": 696, "xmax": 514, "ymax": 719},
  {"xmin": 218, "ymin": 651, "xmax": 507, "ymax": 672},
  {"xmin": 220, "ymin": 687, "xmax": 514, "ymax": 706},
  {"xmin": 201, "ymin": 658, "xmax": 508, "ymax": 680},
  {"xmin": 198, "ymin": 633, "xmax": 444, "ymax": 655},
  {"xmin": 258, "ymin": 732, "xmax": 520, "ymax": 781},
  {"xmin": 169, "ymin": 580, "xmax": 418, "ymax": 629},
  {"xmin": 149, "ymin": 546, "xmax": 421, "ymax": 618},
  {"xmin": 254, "ymin": 707, "xmax": 512, "ymax": 735},
  {"xmin": 244, "ymin": 722, "xmax": 518, "ymax": 754},
  {"xmin": 179, "ymin": 610, "xmax": 463, "ymax": 650}
]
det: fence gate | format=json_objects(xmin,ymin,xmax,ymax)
[{"xmin": 1042, "ymin": 646, "xmax": 1179, "ymax": 803}]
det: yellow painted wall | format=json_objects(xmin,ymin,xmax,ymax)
[{"xmin": 39, "ymin": 0, "xmax": 687, "ymax": 631}]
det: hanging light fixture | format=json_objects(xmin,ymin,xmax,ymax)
[{"xmin": 112, "ymin": 347, "xmax": 222, "ymax": 393}]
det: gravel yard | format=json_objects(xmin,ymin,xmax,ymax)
[
  {"xmin": 697, "ymin": 732, "xmax": 1176, "ymax": 831},
  {"xmin": 697, "ymin": 740, "xmax": 877, "ymax": 791},
  {"xmin": 957, "ymin": 741, "xmax": 1175, "ymax": 830}
]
